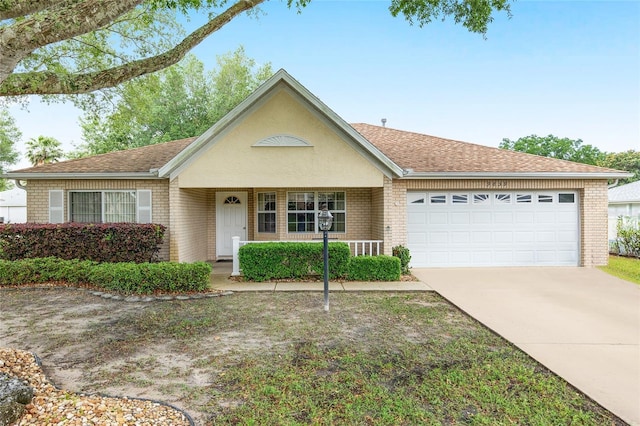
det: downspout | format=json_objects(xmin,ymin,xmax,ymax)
[
  {"xmin": 14, "ymin": 180, "xmax": 26, "ymax": 190},
  {"xmin": 608, "ymin": 179, "xmax": 619, "ymax": 189}
]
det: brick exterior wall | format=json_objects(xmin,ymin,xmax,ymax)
[
  {"xmin": 24, "ymin": 177, "xmax": 610, "ymax": 267},
  {"xmin": 25, "ymin": 179, "xmax": 171, "ymax": 259}
]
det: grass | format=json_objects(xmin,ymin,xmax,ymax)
[
  {"xmin": 599, "ymin": 255, "xmax": 640, "ymax": 285},
  {"xmin": 0, "ymin": 290, "xmax": 622, "ymax": 425}
]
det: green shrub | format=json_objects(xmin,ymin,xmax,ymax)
[
  {"xmin": 0, "ymin": 257, "xmax": 95, "ymax": 286},
  {"xmin": 0, "ymin": 223, "xmax": 166, "ymax": 263},
  {"xmin": 392, "ymin": 245, "xmax": 412, "ymax": 275},
  {"xmin": 614, "ymin": 217, "xmax": 640, "ymax": 257},
  {"xmin": 239, "ymin": 242, "xmax": 350, "ymax": 282},
  {"xmin": 0, "ymin": 257, "xmax": 211, "ymax": 294},
  {"xmin": 347, "ymin": 255, "xmax": 401, "ymax": 281},
  {"xmin": 88, "ymin": 262, "xmax": 211, "ymax": 294}
]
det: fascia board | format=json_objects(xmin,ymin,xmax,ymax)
[
  {"xmin": 401, "ymin": 172, "xmax": 633, "ymax": 179},
  {"xmin": 2, "ymin": 172, "xmax": 161, "ymax": 180}
]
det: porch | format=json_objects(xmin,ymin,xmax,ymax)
[{"xmin": 168, "ymin": 184, "xmax": 393, "ymax": 263}]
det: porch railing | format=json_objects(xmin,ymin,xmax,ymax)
[{"xmin": 231, "ymin": 237, "xmax": 383, "ymax": 276}]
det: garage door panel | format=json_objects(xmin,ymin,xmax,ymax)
[
  {"xmin": 408, "ymin": 212, "xmax": 426, "ymax": 225},
  {"xmin": 472, "ymin": 211, "xmax": 492, "ymax": 224},
  {"xmin": 493, "ymin": 212, "xmax": 513, "ymax": 224},
  {"xmin": 408, "ymin": 190, "xmax": 579, "ymax": 267},
  {"xmin": 429, "ymin": 212, "xmax": 448, "ymax": 224},
  {"xmin": 451, "ymin": 212, "xmax": 470, "ymax": 224},
  {"xmin": 514, "ymin": 231, "xmax": 535, "ymax": 242},
  {"xmin": 515, "ymin": 212, "xmax": 535, "ymax": 223},
  {"xmin": 451, "ymin": 231, "xmax": 470, "ymax": 243},
  {"xmin": 429, "ymin": 231, "xmax": 448, "ymax": 244}
]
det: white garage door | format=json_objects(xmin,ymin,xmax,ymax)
[{"xmin": 407, "ymin": 191, "xmax": 579, "ymax": 267}]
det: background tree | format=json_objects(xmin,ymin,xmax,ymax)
[
  {"xmin": 25, "ymin": 136, "xmax": 64, "ymax": 166},
  {"xmin": 499, "ymin": 134, "xmax": 606, "ymax": 165},
  {"xmin": 0, "ymin": 109, "xmax": 20, "ymax": 190},
  {"xmin": 77, "ymin": 48, "xmax": 272, "ymax": 155},
  {"xmin": 0, "ymin": 0, "xmax": 512, "ymax": 98},
  {"xmin": 598, "ymin": 150, "xmax": 640, "ymax": 184}
]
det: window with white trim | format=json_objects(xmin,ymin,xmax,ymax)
[
  {"xmin": 257, "ymin": 192, "xmax": 276, "ymax": 233},
  {"xmin": 69, "ymin": 190, "xmax": 139, "ymax": 223},
  {"xmin": 287, "ymin": 191, "xmax": 346, "ymax": 233}
]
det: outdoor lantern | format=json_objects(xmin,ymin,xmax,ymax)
[
  {"xmin": 318, "ymin": 207, "xmax": 333, "ymax": 232},
  {"xmin": 318, "ymin": 206, "xmax": 333, "ymax": 312}
]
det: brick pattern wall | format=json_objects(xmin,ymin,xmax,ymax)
[
  {"xmin": 169, "ymin": 179, "xmax": 210, "ymax": 262},
  {"xmin": 396, "ymin": 178, "xmax": 611, "ymax": 267},
  {"xmin": 25, "ymin": 179, "xmax": 171, "ymax": 259}
]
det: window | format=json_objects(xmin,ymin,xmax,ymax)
[
  {"xmin": 429, "ymin": 194, "xmax": 447, "ymax": 204},
  {"xmin": 516, "ymin": 194, "xmax": 532, "ymax": 204},
  {"xmin": 69, "ymin": 190, "xmax": 138, "ymax": 223},
  {"xmin": 473, "ymin": 194, "xmax": 490, "ymax": 204},
  {"xmin": 407, "ymin": 193, "xmax": 426, "ymax": 204},
  {"xmin": 258, "ymin": 192, "xmax": 276, "ymax": 233},
  {"xmin": 495, "ymin": 193, "xmax": 511, "ymax": 204},
  {"xmin": 452, "ymin": 194, "xmax": 468, "ymax": 204},
  {"xmin": 559, "ymin": 193, "xmax": 575, "ymax": 203},
  {"xmin": 287, "ymin": 191, "xmax": 346, "ymax": 233},
  {"xmin": 538, "ymin": 194, "xmax": 553, "ymax": 203}
]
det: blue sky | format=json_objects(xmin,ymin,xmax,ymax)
[{"xmin": 9, "ymin": 0, "xmax": 640, "ymax": 168}]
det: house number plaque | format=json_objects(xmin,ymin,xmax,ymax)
[{"xmin": 485, "ymin": 180, "xmax": 508, "ymax": 188}]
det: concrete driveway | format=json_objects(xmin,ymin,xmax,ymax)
[{"xmin": 412, "ymin": 267, "xmax": 640, "ymax": 426}]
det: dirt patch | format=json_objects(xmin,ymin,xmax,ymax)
[{"xmin": 0, "ymin": 288, "xmax": 622, "ymax": 426}]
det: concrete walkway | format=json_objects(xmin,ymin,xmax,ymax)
[
  {"xmin": 412, "ymin": 267, "xmax": 640, "ymax": 426},
  {"xmin": 210, "ymin": 261, "xmax": 431, "ymax": 292}
]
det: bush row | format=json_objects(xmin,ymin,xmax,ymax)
[
  {"xmin": 0, "ymin": 223, "xmax": 166, "ymax": 263},
  {"xmin": 239, "ymin": 242, "xmax": 351, "ymax": 282},
  {"xmin": 238, "ymin": 242, "xmax": 402, "ymax": 282},
  {"xmin": 0, "ymin": 257, "xmax": 211, "ymax": 294}
]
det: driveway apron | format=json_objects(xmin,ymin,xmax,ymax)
[{"xmin": 412, "ymin": 267, "xmax": 640, "ymax": 426}]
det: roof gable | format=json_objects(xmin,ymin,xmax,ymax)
[{"xmin": 158, "ymin": 69, "xmax": 403, "ymax": 179}]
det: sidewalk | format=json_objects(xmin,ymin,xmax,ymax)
[{"xmin": 209, "ymin": 261, "xmax": 432, "ymax": 292}]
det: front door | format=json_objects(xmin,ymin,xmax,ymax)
[{"xmin": 216, "ymin": 192, "xmax": 248, "ymax": 258}]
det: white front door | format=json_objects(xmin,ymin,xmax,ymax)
[{"xmin": 216, "ymin": 192, "xmax": 248, "ymax": 258}]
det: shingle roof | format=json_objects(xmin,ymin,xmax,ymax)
[
  {"xmin": 10, "ymin": 137, "xmax": 196, "ymax": 175},
  {"xmin": 609, "ymin": 181, "xmax": 640, "ymax": 203},
  {"xmin": 5, "ymin": 125, "xmax": 625, "ymax": 178},
  {"xmin": 351, "ymin": 123, "xmax": 622, "ymax": 175}
]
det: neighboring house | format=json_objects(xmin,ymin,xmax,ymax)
[
  {"xmin": 608, "ymin": 180, "xmax": 640, "ymax": 240},
  {"xmin": 2, "ymin": 70, "xmax": 628, "ymax": 267},
  {"xmin": 0, "ymin": 188, "xmax": 27, "ymax": 223}
]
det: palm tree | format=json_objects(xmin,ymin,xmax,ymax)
[{"xmin": 25, "ymin": 136, "xmax": 64, "ymax": 166}]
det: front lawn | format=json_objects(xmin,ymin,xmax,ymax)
[
  {"xmin": 0, "ymin": 291, "xmax": 621, "ymax": 425},
  {"xmin": 599, "ymin": 255, "xmax": 640, "ymax": 285}
]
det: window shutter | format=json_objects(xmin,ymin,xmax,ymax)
[
  {"xmin": 49, "ymin": 190, "xmax": 64, "ymax": 223},
  {"xmin": 137, "ymin": 190, "xmax": 152, "ymax": 223}
]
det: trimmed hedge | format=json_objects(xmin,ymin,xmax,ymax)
[
  {"xmin": 0, "ymin": 257, "xmax": 211, "ymax": 294},
  {"xmin": 0, "ymin": 223, "xmax": 166, "ymax": 263},
  {"xmin": 347, "ymin": 255, "xmax": 401, "ymax": 281},
  {"xmin": 239, "ymin": 242, "xmax": 351, "ymax": 282},
  {"xmin": 392, "ymin": 245, "xmax": 412, "ymax": 275}
]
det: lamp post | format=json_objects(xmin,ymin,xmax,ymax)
[{"xmin": 318, "ymin": 206, "xmax": 333, "ymax": 312}]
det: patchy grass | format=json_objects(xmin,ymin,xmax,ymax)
[
  {"xmin": 0, "ymin": 290, "xmax": 623, "ymax": 425},
  {"xmin": 600, "ymin": 255, "xmax": 640, "ymax": 285}
]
